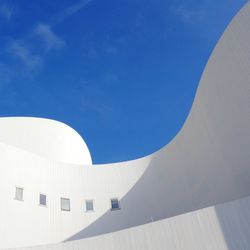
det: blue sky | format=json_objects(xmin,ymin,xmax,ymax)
[{"xmin": 0, "ymin": 0, "xmax": 247, "ymax": 164}]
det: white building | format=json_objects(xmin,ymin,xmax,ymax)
[{"xmin": 1, "ymin": 2, "xmax": 250, "ymax": 250}]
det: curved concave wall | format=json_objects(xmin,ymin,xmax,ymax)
[{"xmin": 0, "ymin": 1, "xmax": 250, "ymax": 249}]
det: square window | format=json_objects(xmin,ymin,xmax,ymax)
[
  {"xmin": 111, "ymin": 198, "xmax": 120, "ymax": 210},
  {"xmin": 15, "ymin": 187, "xmax": 23, "ymax": 201},
  {"xmin": 85, "ymin": 200, "xmax": 94, "ymax": 212},
  {"xmin": 61, "ymin": 198, "xmax": 70, "ymax": 211},
  {"xmin": 39, "ymin": 194, "xmax": 47, "ymax": 206}
]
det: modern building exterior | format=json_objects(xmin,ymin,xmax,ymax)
[{"xmin": 0, "ymin": 2, "xmax": 250, "ymax": 250}]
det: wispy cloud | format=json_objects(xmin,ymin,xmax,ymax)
[
  {"xmin": 8, "ymin": 41, "xmax": 42, "ymax": 72},
  {"xmin": 34, "ymin": 23, "xmax": 66, "ymax": 51},
  {"xmin": 170, "ymin": 4, "xmax": 205, "ymax": 24},
  {"xmin": 51, "ymin": 0, "xmax": 93, "ymax": 26},
  {"xmin": 2, "ymin": 0, "xmax": 92, "ymax": 79},
  {"xmin": 6, "ymin": 23, "xmax": 66, "ymax": 73},
  {"xmin": 0, "ymin": 4, "xmax": 12, "ymax": 21}
]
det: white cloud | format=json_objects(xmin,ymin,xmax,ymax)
[
  {"xmin": 2, "ymin": 1, "xmax": 88, "ymax": 78},
  {"xmin": 171, "ymin": 4, "xmax": 205, "ymax": 24},
  {"xmin": 6, "ymin": 24, "xmax": 65, "ymax": 73},
  {"xmin": 9, "ymin": 41, "xmax": 42, "ymax": 72},
  {"xmin": 34, "ymin": 23, "xmax": 66, "ymax": 51},
  {"xmin": 51, "ymin": 0, "xmax": 92, "ymax": 26},
  {"xmin": 0, "ymin": 4, "xmax": 12, "ymax": 21}
]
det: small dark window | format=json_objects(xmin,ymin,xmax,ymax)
[
  {"xmin": 39, "ymin": 194, "xmax": 47, "ymax": 206},
  {"xmin": 61, "ymin": 198, "xmax": 70, "ymax": 211},
  {"xmin": 85, "ymin": 200, "xmax": 94, "ymax": 212},
  {"xmin": 15, "ymin": 187, "xmax": 23, "ymax": 201},
  {"xmin": 111, "ymin": 198, "xmax": 120, "ymax": 210}
]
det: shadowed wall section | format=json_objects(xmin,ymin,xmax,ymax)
[{"xmin": 66, "ymin": 0, "xmax": 250, "ymax": 241}]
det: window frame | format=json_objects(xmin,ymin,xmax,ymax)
[
  {"xmin": 39, "ymin": 193, "xmax": 47, "ymax": 207},
  {"xmin": 110, "ymin": 197, "xmax": 120, "ymax": 211},
  {"xmin": 60, "ymin": 197, "xmax": 71, "ymax": 211},
  {"xmin": 14, "ymin": 186, "xmax": 24, "ymax": 201},
  {"xmin": 85, "ymin": 199, "xmax": 94, "ymax": 212}
]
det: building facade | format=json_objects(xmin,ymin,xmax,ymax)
[{"xmin": 0, "ymin": 2, "xmax": 250, "ymax": 249}]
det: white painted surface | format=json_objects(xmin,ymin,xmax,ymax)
[
  {"xmin": 0, "ymin": 117, "xmax": 92, "ymax": 165},
  {"xmin": 0, "ymin": 141, "xmax": 150, "ymax": 248},
  {"xmin": 5, "ymin": 195, "xmax": 250, "ymax": 250},
  {"xmin": 0, "ymin": 1, "xmax": 250, "ymax": 249}
]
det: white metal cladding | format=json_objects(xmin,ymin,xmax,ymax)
[{"xmin": 0, "ymin": 1, "xmax": 250, "ymax": 250}]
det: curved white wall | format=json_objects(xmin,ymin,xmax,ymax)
[
  {"xmin": 6, "ymin": 194, "xmax": 250, "ymax": 250},
  {"xmin": 0, "ymin": 1, "xmax": 250, "ymax": 250},
  {"xmin": 0, "ymin": 117, "xmax": 92, "ymax": 165},
  {"xmin": 0, "ymin": 140, "xmax": 151, "ymax": 248}
]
